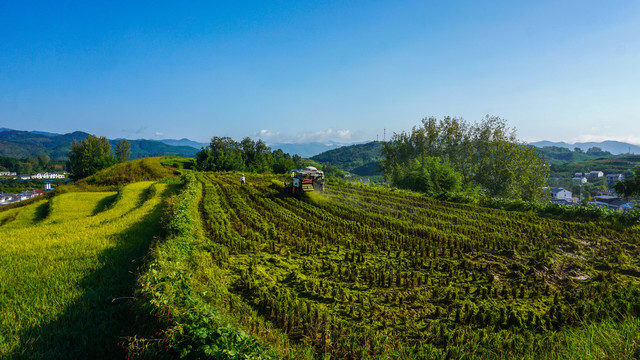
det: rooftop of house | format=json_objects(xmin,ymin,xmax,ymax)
[{"xmin": 551, "ymin": 199, "xmax": 577, "ymax": 206}]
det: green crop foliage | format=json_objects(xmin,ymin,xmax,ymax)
[
  {"xmin": 0, "ymin": 181, "xmax": 173, "ymax": 359},
  {"xmin": 2, "ymin": 167, "xmax": 639, "ymax": 359},
  {"xmin": 174, "ymin": 172, "xmax": 640, "ymax": 359}
]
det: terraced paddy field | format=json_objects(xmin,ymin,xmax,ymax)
[
  {"xmin": 0, "ymin": 181, "xmax": 175, "ymax": 359},
  {"xmin": 2, "ymin": 168, "xmax": 640, "ymax": 359},
  {"xmin": 144, "ymin": 172, "xmax": 639, "ymax": 359}
]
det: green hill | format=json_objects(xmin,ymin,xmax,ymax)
[
  {"xmin": 311, "ymin": 141, "xmax": 383, "ymax": 175},
  {"xmin": 81, "ymin": 156, "xmax": 193, "ymax": 186},
  {"xmin": 0, "ymin": 130, "xmax": 198, "ymax": 160},
  {"xmin": 533, "ymin": 145, "xmax": 611, "ymax": 164},
  {"xmin": 551, "ymin": 154, "xmax": 640, "ymax": 177}
]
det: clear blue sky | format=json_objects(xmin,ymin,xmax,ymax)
[{"xmin": 1, "ymin": 1, "xmax": 639, "ymax": 144}]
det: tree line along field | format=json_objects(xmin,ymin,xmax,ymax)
[
  {"xmin": 0, "ymin": 180, "xmax": 177, "ymax": 358},
  {"xmin": 188, "ymin": 172, "xmax": 640, "ymax": 359}
]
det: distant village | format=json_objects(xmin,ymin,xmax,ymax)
[
  {"xmin": 1, "ymin": 168, "xmax": 637, "ymax": 211},
  {"xmin": 548, "ymin": 171, "xmax": 636, "ymax": 211},
  {"xmin": 0, "ymin": 171, "xmax": 66, "ymax": 206}
]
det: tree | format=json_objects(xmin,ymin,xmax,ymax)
[
  {"xmin": 68, "ymin": 135, "xmax": 117, "ymax": 180},
  {"xmin": 196, "ymin": 136, "xmax": 299, "ymax": 174},
  {"xmin": 17, "ymin": 162, "xmax": 33, "ymax": 175},
  {"xmin": 586, "ymin": 147, "xmax": 611, "ymax": 157},
  {"xmin": 26, "ymin": 156, "xmax": 39, "ymax": 171},
  {"xmin": 115, "ymin": 139, "xmax": 131, "ymax": 163},
  {"xmin": 37, "ymin": 154, "xmax": 50, "ymax": 169},
  {"xmin": 392, "ymin": 157, "xmax": 462, "ymax": 194},
  {"xmin": 380, "ymin": 116, "xmax": 549, "ymax": 201},
  {"xmin": 614, "ymin": 168, "xmax": 640, "ymax": 198}
]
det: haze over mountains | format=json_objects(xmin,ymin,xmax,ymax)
[
  {"xmin": 2, "ymin": 128, "xmax": 639, "ymax": 161},
  {"xmin": 529, "ymin": 141, "xmax": 640, "ymax": 155},
  {"xmin": 0, "ymin": 128, "xmax": 355, "ymax": 159},
  {"xmin": 0, "ymin": 129, "xmax": 198, "ymax": 160}
]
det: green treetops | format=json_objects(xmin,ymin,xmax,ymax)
[
  {"xmin": 68, "ymin": 135, "xmax": 117, "ymax": 180},
  {"xmin": 614, "ymin": 167, "xmax": 640, "ymax": 199},
  {"xmin": 380, "ymin": 116, "xmax": 549, "ymax": 201},
  {"xmin": 115, "ymin": 139, "xmax": 131, "ymax": 163},
  {"xmin": 196, "ymin": 136, "xmax": 303, "ymax": 174}
]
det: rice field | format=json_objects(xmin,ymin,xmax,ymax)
[{"xmin": 0, "ymin": 181, "xmax": 174, "ymax": 359}]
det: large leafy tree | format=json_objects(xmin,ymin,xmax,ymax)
[
  {"xmin": 380, "ymin": 116, "xmax": 549, "ymax": 201},
  {"xmin": 115, "ymin": 139, "xmax": 131, "ymax": 163},
  {"xmin": 68, "ymin": 135, "xmax": 117, "ymax": 180},
  {"xmin": 37, "ymin": 154, "xmax": 50, "ymax": 169},
  {"xmin": 614, "ymin": 168, "xmax": 640, "ymax": 199},
  {"xmin": 196, "ymin": 136, "xmax": 303, "ymax": 174}
]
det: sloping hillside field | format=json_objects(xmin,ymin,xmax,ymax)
[
  {"xmin": 0, "ymin": 181, "xmax": 174, "ymax": 358},
  {"xmin": 2, "ymin": 170, "xmax": 639, "ymax": 359},
  {"xmin": 189, "ymin": 173, "xmax": 640, "ymax": 359}
]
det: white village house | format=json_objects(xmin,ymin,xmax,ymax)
[
  {"xmin": 606, "ymin": 174, "xmax": 624, "ymax": 186},
  {"xmin": 572, "ymin": 173, "xmax": 588, "ymax": 184},
  {"xmin": 550, "ymin": 187, "xmax": 572, "ymax": 200},
  {"xmin": 587, "ymin": 171, "xmax": 604, "ymax": 180},
  {"xmin": 0, "ymin": 194, "xmax": 18, "ymax": 205},
  {"xmin": 31, "ymin": 172, "xmax": 65, "ymax": 179}
]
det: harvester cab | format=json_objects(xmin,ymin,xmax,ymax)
[{"xmin": 284, "ymin": 166, "xmax": 325, "ymax": 195}]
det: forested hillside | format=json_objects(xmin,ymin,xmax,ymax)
[
  {"xmin": 0, "ymin": 130, "xmax": 197, "ymax": 160},
  {"xmin": 534, "ymin": 146, "xmax": 612, "ymax": 164},
  {"xmin": 310, "ymin": 141, "xmax": 383, "ymax": 175},
  {"xmin": 551, "ymin": 155, "xmax": 640, "ymax": 178}
]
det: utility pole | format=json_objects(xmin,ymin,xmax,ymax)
[
  {"xmin": 383, "ymin": 128, "xmax": 386, "ymax": 142},
  {"xmin": 580, "ymin": 183, "xmax": 583, "ymax": 204}
]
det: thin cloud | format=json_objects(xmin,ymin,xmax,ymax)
[
  {"xmin": 154, "ymin": 132, "xmax": 164, "ymax": 137},
  {"xmin": 257, "ymin": 129, "xmax": 278, "ymax": 138},
  {"xmin": 256, "ymin": 128, "xmax": 359, "ymax": 143}
]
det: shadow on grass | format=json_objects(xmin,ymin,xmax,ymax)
[
  {"xmin": 8, "ymin": 185, "xmax": 177, "ymax": 360},
  {"xmin": 91, "ymin": 193, "xmax": 118, "ymax": 216},
  {"xmin": 33, "ymin": 201, "xmax": 50, "ymax": 222}
]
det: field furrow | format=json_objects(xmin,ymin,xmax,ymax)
[{"xmin": 193, "ymin": 172, "xmax": 640, "ymax": 359}]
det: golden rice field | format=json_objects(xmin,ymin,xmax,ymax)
[{"xmin": 0, "ymin": 181, "xmax": 174, "ymax": 359}]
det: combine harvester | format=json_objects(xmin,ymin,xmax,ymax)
[{"xmin": 284, "ymin": 166, "xmax": 325, "ymax": 195}]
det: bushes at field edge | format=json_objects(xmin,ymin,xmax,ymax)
[{"xmin": 122, "ymin": 174, "xmax": 273, "ymax": 359}]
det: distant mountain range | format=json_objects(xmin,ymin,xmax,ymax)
[
  {"xmin": 311, "ymin": 141, "xmax": 384, "ymax": 176},
  {"xmin": 156, "ymin": 139, "xmax": 349, "ymax": 158},
  {"xmin": 529, "ymin": 141, "xmax": 640, "ymax": 155},
  {"xmin": 3, "ymin": 125, "xmax": 637, "ymax": 165},
  {"xmin": 268, "ymin": 142, "xmax": 351, "ymax": 158},
  {"xmin": 0, "ymin": 129, "xmax": 198, "ymax": 160},
  {"xmin": 157, "ymin": 138, "xmax": 208, "ymax": 149}
]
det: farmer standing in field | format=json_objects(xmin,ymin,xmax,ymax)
[{"xmin": 240, "ymin": 173, "xmax": 246, "ymax": 186}]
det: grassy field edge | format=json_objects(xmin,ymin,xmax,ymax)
[{"xmin": 123, "ymin": 174, "xmax": 279, "ymax": 359}]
